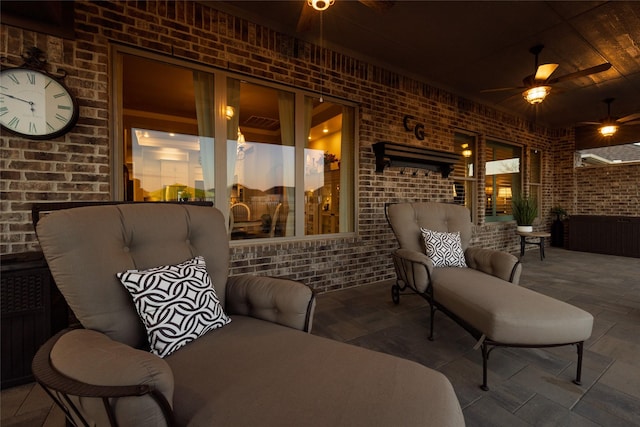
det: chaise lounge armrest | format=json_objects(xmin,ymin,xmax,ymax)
[
  {"xmin": 465, "ymin": 246, "xmax": 522, "ymax": 284},
  {"xmin": 391, "ymin": 248, "xmax": 435, "ymax": 293},
  {"xmin": 226, "ymin": 275, "xmax": 316, "ymax": 332},
  {"xmin": 34, "ymin": 328, "xmax": 175, "ymax": 427}
]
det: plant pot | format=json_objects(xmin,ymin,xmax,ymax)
[{"xmin": 517, "ymin": 225, "xmax": 533, "ymax": 233}]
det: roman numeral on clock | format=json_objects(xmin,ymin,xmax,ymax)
[{"xmin": 8, "ymin": 116, "xmax": 20, "ymax": 129}]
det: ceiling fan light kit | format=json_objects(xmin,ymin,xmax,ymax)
[
  {"xmin": 598, "ymin": 124, "xmax": 618, "ymax": 137},
  {"xmin": 523, "ymin": 86, "xmax": 551, "ymax": 104},
  {"xmin": 308, "ymin": 0, "xmax": 335, "ymax": 11}
]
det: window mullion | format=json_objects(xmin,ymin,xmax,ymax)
[
  {"xmin": 214, "ymin": 73, "xmax": 228, "ymax": 222},
  {"xmin": 294, "ymin": 92, "xmax": 306, "ymax": 237}
]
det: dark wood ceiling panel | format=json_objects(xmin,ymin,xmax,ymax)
[{"xmin": 568, "ymin": 2, "xmax": 640, "ymax": 76}]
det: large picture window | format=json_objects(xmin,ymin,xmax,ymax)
[
  {"xmin": 115, "ymin": 48, "xmax": 356, "ymax": 240},
  {"xmin": 485, "ymin": 140, "xmax": 522, "ymax": 222}
]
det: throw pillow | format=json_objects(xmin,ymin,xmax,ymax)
[
  {"xmin": 420, "ymin": 228, "xmax": 467, "ymax": 268},
  {"xmin": 117, "ymin": 256, "xmax": 230, "ymax": 358}
]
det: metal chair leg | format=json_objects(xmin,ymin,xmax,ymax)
[
  {"xmin": 573, "ymin": 341, "xmax": 584, "ymax": 385},
  {"xmin": 481, "ymin": 342, "xmax": 490, "ymax": 391}
]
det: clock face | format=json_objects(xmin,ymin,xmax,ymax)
[{"xmin": 0, "ymin": 68, "xmax": 79, "ymax": 139}]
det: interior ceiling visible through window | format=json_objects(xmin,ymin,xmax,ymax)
[{"xmin": 123, "ymin": 54, "xmax": 342, "ymax": 141}]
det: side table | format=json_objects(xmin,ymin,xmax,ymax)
[
  {"xmin": 517, "ymin": 231, "xmax": 551, "ymax": 261},
  {"xmin": 1, "ymin": 252, "xmax": 69, "ymax": 388}
]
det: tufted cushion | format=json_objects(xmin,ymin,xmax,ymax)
[
  {"xmin": 387, "ymin": 202, "xmax": 472, "ymax": 254},
  {"xmin": 37, "ymin": 204, "xmax": 228, "ymax": 348}
]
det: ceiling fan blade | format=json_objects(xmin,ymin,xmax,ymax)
[
  {"xmin": 577, "ymin": 121, "xmax": 603, "ymax": 126},
  {"xmin": 547, "ymin": 62, "xmax": 612, "ymax": 84},
  {"xmin": 358, "ymin": 0, "xmax": 395, "ymax": 13},
  {"xmin": 617, "ymin": 112, "xmax": 640, "ymax": 123},
  {"xmin": 480, "ymin": 86, "xmax": 523, "ymax": 93},
  {"xmin": 296, "ymin": 3, "xmax": 316, "ymax": 33},
  {"xmin": 623, "ymin": 120, "xmax": 640, "ymax": 126},
  {"xmin": 535, "ymin": 63, "xmax": 558, "ymax": 81}
]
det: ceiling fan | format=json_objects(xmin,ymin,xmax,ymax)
[
  {"xmin": 577, "ymin": 98, "xmax": 640, "ymax": 137},
  {"xmin": 297, "ymin": 0, "xmax": 395, "ymax": 33},
  {"xmin": 481, "ymin": 44, "xmax": 612, "ymax": 105}
]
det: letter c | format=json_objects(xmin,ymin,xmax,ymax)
[{"xmin": 414, "ymin": 123, "xmax": 425, "ymax": 140}]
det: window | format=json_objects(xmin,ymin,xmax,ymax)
[
  {"xmin": 530, "ymin": 149, "xmax": 542, "ymax": 212},
  {"xmin": 451, "ymin": 132, "xmax": 476, "ymax": 221},
  {"xmin": 304, "ymin": 97, "xmax": 355, "ymax": 235},
  {"xmin": 118, "ymin": 55, "xmax": 215, "ymax": 203},
  {"xmin": 115, "ymin": 48, "xmax": 356, "ymax": 240},
  {"xmin": 227, "ymin": 79, "xmax": 295, "ymax": 239},
  {"xmin": 485, "ymin": 140, "xmax": 522, "ymax": 222}
]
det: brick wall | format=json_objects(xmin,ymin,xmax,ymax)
[
  {"xmin": 1, "ymin": 0, "xmax": 607, "ymax": 292},
  {"xmin": 575, "ymin": 164, "xmax": 640, "ymax": 216}
]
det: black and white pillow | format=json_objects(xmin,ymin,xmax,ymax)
[
  {"xmin": 117, "ymin": 256, "xmax": 230, "ymax": 358},
  {"xmin": 420, "ymin": 228, "xmax": 467, "ymax": 268}
]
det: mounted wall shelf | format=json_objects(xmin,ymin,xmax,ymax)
[{"xmin": 372, "ymin": 141, "xmax": 461, "ymax": 177}]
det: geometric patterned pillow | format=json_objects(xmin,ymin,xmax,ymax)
[
  {"xmin": 117, "ymin": 256, "xmax": 231, "ymax": 358},
  {"xmin": 420, "ymin": 228, "xmax": 467, "ymax": 268}
]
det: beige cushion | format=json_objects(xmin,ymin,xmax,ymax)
[
  {"xmin": 51, "ymin": 329, "xmax": 174, "ymax": 427},
  {"xmin": 166, "ymin": 315, "xmax": 465, "ymax": 427},
  {"xmin": 432, "ymin": 268, "xmax": 594, "ymax": 345},
  {"xmin": 387, "ymin": 202, "xmax": 472, "ymax": 253},
  {"xmin": 37, "ymin": 204, "xmax": 230, "ymax": 348}
]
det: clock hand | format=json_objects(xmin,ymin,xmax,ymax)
[{"xmin": 1, "ymin": 92, "xmax": 35, "ymax": 106}]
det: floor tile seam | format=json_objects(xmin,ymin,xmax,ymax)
[
  {"xmin": 584, "ymin": 321, "xmax": 617, "ymax": 351},
  {"xmin": 11, "ymin": 383, "xmax": 35, "ymax": 418},
  {"xmin": 44, "ymin": 401, "xmax": 61, "ymax": 425},
  {"xmin": 566, "ymin": 357, "xmax": 616, "ymax": 412},
  {"xmin": 510, "ymin": 392, "xmax": 539, "ymax": 417}
]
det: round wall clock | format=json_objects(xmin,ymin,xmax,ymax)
[{"xmin": 1, "ymin": 67, "xmax": 79, "ymax": 139}]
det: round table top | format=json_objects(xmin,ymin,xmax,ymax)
[{"xmin": 516, "ymin": 231, "xmax": 551, "ymax": 237}]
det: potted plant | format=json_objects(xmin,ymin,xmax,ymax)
[
  {"xmin": 511, "ymin": 195, "xmax": 538, "ymax": 232},
  {"xmin": 550, "ymin": 206, "xmax": 568, "ymax": 247}
]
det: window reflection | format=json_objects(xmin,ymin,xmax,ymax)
[
  {"xmin": 304, "ymin": 98, "xmax": 354, "ymax": 235},
  {"xmin": 122, "ymin": 54, "xmax": 214, "ymax": 204},
  {"xmin": 130, "ymin": 129, "xmax": 212, "ymax": 202},
  {"xmin": 485, "ymin": 141, "xmax": 522, "ymax": 221},
  {"xmin": 227, "ymin": 79, "xmax": 294, "ymax": 239}
]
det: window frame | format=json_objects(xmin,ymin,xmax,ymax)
[
  {"xmin": 111, "ymin": 44, "xmax": 359, "ymax": 241},
  {"xmin": 529, "ymin": 148, "xmax": 542, "ymax": 216}
]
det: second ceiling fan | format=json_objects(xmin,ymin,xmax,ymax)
[
  {"xmin": 482, "ymin": 44, "xmax": 612, "ymax": 105},
  {"xmin": 578, "ymin": 98, "xmax": 640, "ymax": 137}
]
